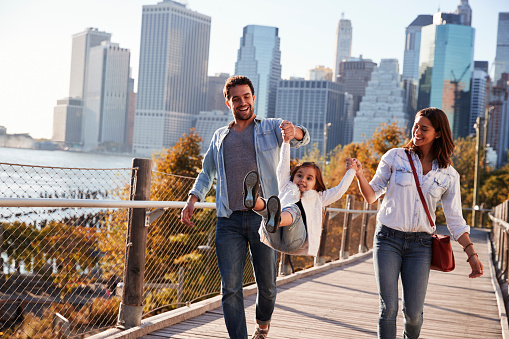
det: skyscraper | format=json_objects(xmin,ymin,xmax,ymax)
[
  {"xmin": 333, "ymin": 14, "xmax": 352, "ymax": 82},
  {"xmin": 456, "ymin": 0, "xmax": 472, "ymax": 26},
  {"xmin": 83, "ymin": 42, "xmax": 130, "ymax": 151},
  {"xmin": 494, "ymin": 13, "xmax": 509, "ymax": 84},
  {"xmin": 489, "ymin": 75, "xmax": 509, "ymax": 168},
  {"xmin": 353, "ymin": 59, "xmax": 408, "ymax": 143},
  {"xmin": 235, "ymin": 25, "xmax": 281, "ymax": 119},
  {"xmin": 402, "ymin": 15, "xmax": 434, "ymax": 82},
  {"xmin": 276, "ymin": 79, "xmax": 347, "ymax": 159},
  {"xmin": 133, "ymin": 0, "xmax": 211, "ymax": 155},
  {"xmin": 52, "ymin": 98, "xmax": 83, "ymax": 147},
  {"xmin": 468, "ymin": 61, "xmax": 489, "ymax": 136},
  {"xmin": 69, "ymin": 28, "xmax": 111, "ymax": 99},
  {"xmin": 417, "ymin": 17, "xmax": 475, "ymax": 138},
  {"xmin": 52, "ymin": 28, "xmax": 111, "ymax": 149}
]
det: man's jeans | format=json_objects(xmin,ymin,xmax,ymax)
[
  {"xmin": 216, "ymin": 211, "xmax": 277, "ymax": 339},
  {"xmin": 373, "ymin": 224, "xmax": 432, "ymax": 339}
]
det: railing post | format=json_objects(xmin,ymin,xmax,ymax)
[
  {"xmin": 358, "ymin": 201, "xmax": 369, "ymax": 253},
  {"xmin": 315, "ymin": 210, "xmax": 330, "ymax": 266},
  {"xmin": 117, "ymin": 158, "xmax": 152, "ymax": 329},
  {"xmin": 339, "ymin": 195, "xmax": 355, "ymax": 260},
  {"xmin": 279, "ymin": 254, "xmax": 293, "ymax": 276}
]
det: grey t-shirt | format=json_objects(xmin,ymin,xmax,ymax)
[{"xmin": 223, "ymin": 121, "xmax": 260, "ymax": 212}]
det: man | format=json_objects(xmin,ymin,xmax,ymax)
[{"xmin": 181, "ymin": 75, "xmax": 309, "ymax": 339}]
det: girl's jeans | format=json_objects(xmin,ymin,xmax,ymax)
[
  {"xmin": 373, "ymin": 224, "xmax": 432, "ymax": 339},
  {"xmin": 258, "ymin": 202, "xmax": 307, "ymax": 254}
]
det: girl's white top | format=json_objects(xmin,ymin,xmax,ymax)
[
  {"xmin": 259, "ymin": 142, "xmax": 356, "ymax": 256},
  {"xmin": 369, "ymin": 148, "xmax": 470, "ymax": 241}
]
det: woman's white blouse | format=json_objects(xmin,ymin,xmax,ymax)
[{"xmin": 370, "ymin": 148, "xmax": 470, "ymax": 241}]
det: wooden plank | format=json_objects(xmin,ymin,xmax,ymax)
[{"xmin": 140, "ymin": 228, "xmax": 502, "ymax": 338}]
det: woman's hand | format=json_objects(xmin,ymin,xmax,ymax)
[
  {"xmin": 467, "ymin": 254, "xmax": 484, "ymax": 278},
  {"xmin": 346, "ymin": 158, "xmax": 362, "ymax": 175}
]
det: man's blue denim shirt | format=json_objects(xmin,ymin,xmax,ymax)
[{"xmin": 189, "ymin": 116, "xmax": 310, "ymax": 218}]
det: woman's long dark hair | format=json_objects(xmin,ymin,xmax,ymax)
[
  {"xmin": 404, "ymin": 107, "xmax": 455, "ymax": 168},
  {"xmin": 290, "ymin": 162, "xmax": 326, "ymax": 192}
]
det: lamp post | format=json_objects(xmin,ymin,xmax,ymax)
[
  {"xmin": 472, "ymin": 116, "xmax": 481, "ymax": 228},
  {"xmin": 323, "ymin": 122, "xmax": 332, "ymax": 169}
]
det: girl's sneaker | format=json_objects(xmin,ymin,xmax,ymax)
[
  {"xmin": 265, "ymin": 196, "xmax": 281, "ymax": 233},
  {"xmin": 243, "ymin": 171, "xmax": 259, "ymax": 209}
]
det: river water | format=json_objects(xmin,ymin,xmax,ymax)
[{"xmin": 0, "ymin": 147, "xmax": 136, "ymax": 168}]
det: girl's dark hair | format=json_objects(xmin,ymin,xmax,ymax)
[
  {"xmin": 404, "ymin": 107, "xmax": 455, "ymax": 168},
  {"xmin": 290, "ymin": 162, "xmax": 326, "ymax": 192}
]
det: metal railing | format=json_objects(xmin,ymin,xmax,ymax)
[{"xmin": 0, "ymin": 159, "xmax": 379, "ymax": 338}]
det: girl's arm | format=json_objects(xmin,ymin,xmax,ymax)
[
  {"xmin": 276, "ymin": 141, "xmax": 291, "ymax": 192},
  {"xmin": 321, "ymin": 168, "xmax": 356, "ymax": 206}
]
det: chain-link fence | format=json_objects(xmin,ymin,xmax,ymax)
[
  {"xmin": 0, "ymin": 161, "xmax": 378, "ymax": 338},
  {"xmin": 0, "ymin": 162, "xmax": 133, "ymax": 338}
]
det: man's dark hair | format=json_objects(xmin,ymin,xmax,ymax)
[{"xmin": 223, "ymin": 75, "xmax": 255, "ymax": 100}]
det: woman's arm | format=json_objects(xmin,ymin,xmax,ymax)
[
  {"xmin": 348, "ymin": 158, "xmax": 377, "ymax": 204},
  {"xmin": 457, "ymin": 232, "xmax": 484, "ymax": 278}
]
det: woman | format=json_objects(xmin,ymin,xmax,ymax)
[{"xmin": 349, "ymin": 107, "xmax": 484, "ymax": 339}]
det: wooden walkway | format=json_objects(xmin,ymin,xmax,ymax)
[{"xmin": 140, "ymin": 228, "xmax": 505, "ymax": 338}]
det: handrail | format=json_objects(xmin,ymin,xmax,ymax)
[
  {"xmin": 0, "ymin": 198, "xmax": 378, "ymax": 214},
  {"xmin": 489, "ymin": 213, "xmax": 509, "ymax": 229}
]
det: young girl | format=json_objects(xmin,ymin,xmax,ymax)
[{"xmin": 243, "ymin": 134, "xmax": 358, "ymax": 256}]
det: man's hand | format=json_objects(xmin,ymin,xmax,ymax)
[
  {"xmin": 280, "ymin": 120, "xmax": 296, "ymax": 141},
  {"xmin": 181, "ymin": 195, "xmax": 198, "ymax": 226}
]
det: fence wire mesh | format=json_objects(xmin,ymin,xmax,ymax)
[
  {"xmin": 142, "ymin": 171, "xmax": 255, "ymax": 318},
  {"xmin": 0, "ymin": 162, "xmax": 133, "ymax": 338}
]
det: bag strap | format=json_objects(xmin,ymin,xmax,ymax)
[{"xmin": 404, "ymin": 150, "xmax": 436, "ymax": 232}]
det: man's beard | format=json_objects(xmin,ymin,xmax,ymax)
[{"xmin": 233, "ymin": 106, "xmax": 254, "ymax": 121}]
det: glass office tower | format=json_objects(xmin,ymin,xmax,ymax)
[
  {"xmin": 417, "ymin": 23, "xmax": 474, "ymax": 138},
  {"xmin": 235, "ymin": 25, "xmax": 281, "ymax": 118},
  {"xmin": 133, "ymin": 0, "xmax": 211, "ymax": 155},
  {"xmin": 494, "ymin": 13, "xmax": 509, "ymax": 84}
]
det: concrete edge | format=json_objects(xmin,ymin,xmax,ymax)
[
  {"xmin": 487, "ymin": 236, "xmax": 509, "ymax": 339},
  {"xmin": 87, "ymin": 250, "xmax": 373, "ymax": 339}
]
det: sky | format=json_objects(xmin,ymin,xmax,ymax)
[{"xmin": 0, "ymin": 0, "xmax": 508, "ymax": 140}]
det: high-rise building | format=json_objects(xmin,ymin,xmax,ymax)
[
  {"xmin": 133, "ymin": 0, "xmax": 211, "ymax": 155},
  {"xmin": 456, "ymin": 0, "xmax": 472, "ymax": 26},
  {"xmin": 489, "ymin": 74, "xmax": 509, "ymax": 168},
  {"xmin": 494, "ymin": 13, "xmax": 509, "ymax": 84},
  {"xmin": 333, "ymin": 14, "xmax": 352, "ymax": 82},
  {"xmin": 468, "ymin": 61, "xmax": 490, "ymax": 136},
  {"xmin": 82, "ymin": 42, "xmax": 130, "ymax": 151},
  {"xmin": 52, "ymin": 98, "xmax": 83, "ymax": 147},
  {"xmin": 307, "ymin": 66, "xmax": 332, "ymax": 81},
  {"xmin": 235, "ymin": 25, "xmax": 281, "ymax": 119},
  {"xmin": 206, "ymin": 73, "xmax": 230, "ymax": 112},
  {"xmin": 417, "ymin": 18, "xmax": 475, "ymax": 138},
  {"xmin": 337, "ymin": 56, "xmax": 377, "ymax": 117},
  {"xmin": 353, "ymin": 59, "xmax": 408, "ymax": 143},
  {"xmin": 69, "ymin": 28, "xmax": 111, "ymax": 99},
  {"xmin": 276, "ymin": 79, "xmax": 347, "ymax": 159},
  {"xmin": 402, "ymin": 15, "xmax": 434, "ymax": 120},
  {"xmin": 402, "ymin": 15, "xmax": 433, "ymax": 82},
  {"xmin": 52, "ymin": 28, "xmax": 111, "ymax": 149}
]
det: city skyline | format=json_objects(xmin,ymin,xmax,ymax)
[{"xmin": 0, "ymin": 0, "xmax": 508, "ymax": 139}]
